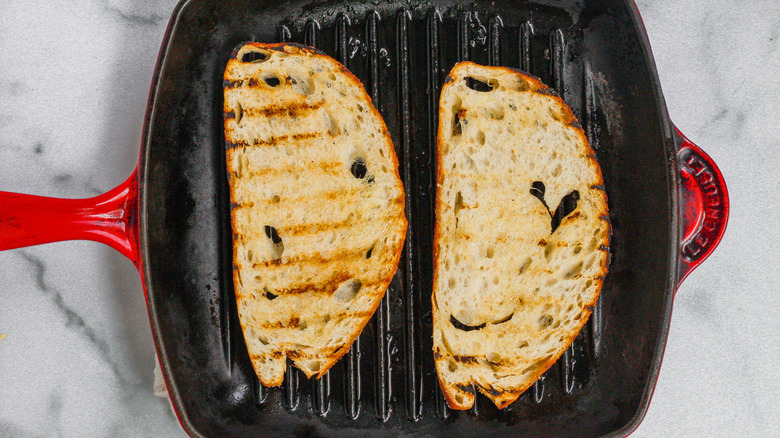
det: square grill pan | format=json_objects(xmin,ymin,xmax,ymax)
[{"xmin": 142, "ymin": 0, "xmax": 678, "ymax": 436}]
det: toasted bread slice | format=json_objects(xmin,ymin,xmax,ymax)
[
  {"xmin": 224, "ymin": 42, "xmax": 407, "ymax": 386},
  {"xmin": 432, "ymin": 62, "xmax": 610, "ymax": 410}
]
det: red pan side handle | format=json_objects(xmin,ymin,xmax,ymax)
[
  {"xmin": 675, "ymin": 127, "xmax": 729, "ymax": 286},
  {"xmin": 0, "ymin": 171, "xmax": 140, "ymax": 267}
]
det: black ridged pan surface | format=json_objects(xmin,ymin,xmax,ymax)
[{"xmin": 139, "ymin": 0, "xmax": 678, "ymax": 436}]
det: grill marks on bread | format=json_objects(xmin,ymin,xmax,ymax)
[{"xmin": 225, "ymin": 42, "xmax": 406, "ymax": 386}]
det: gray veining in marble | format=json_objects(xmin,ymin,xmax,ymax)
[{"xmin": 1, "ymin": 0, "xmax": 778, "ymax": 436}]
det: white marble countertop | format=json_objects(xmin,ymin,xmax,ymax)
[{"xmin": 1, "ymin": 0, "xmax": 777, "ymax": 436}]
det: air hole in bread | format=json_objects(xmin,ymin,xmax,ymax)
[
  {"xmin": 235, "ymin": 101, "xmax": 243, "ymax": 123},
  {"xmin": 258, "ymin": 336, "xmax": 269, "ymax": 345},
  {"xmin": 551, "ymin": 190, "xmax": 580, "ymax": 233},
  {"xmin": 451, "ymin": 97, "xmax": 463, "ymax": 137},
  {"xmin": 234, "ymin": 156, "xmax": 244, "ymax": 179},
  {"xmin": 290, "ymin": 75, "xmax": 315, "ymax": 95},
  {"xmin": 454, "ymin": 191, "xmax": 463, "ymax": 217},
  {"xmin": 328, "ymin": 73, "xmax": 337, "ymax": 81},
  {"xmin": 551, "ymin": 163, "xmax": 562, "ymax": 178},
  {"xmin": 304, "ymin": 360, "xmax": 321, "ymax": 373},
  {"xmin": 240, "ymin": 49, "xmax": 270, "ymax": 63},
  {"xmin": 492, "ymin": 275, "xmax": 499, "ymax": 285},
  {"xmin": 514, "ymin": 78, "xmax": 530, "ymax": 92},
  {"xmin": 564, "ymin": 261, "xmax": 584, "ymax": 279},
  {"xmin": 246, "ymin": 249, "xmax": 254, "ymax": 263},
  {"xmin": 265, "ymin": 288, "xmax": 278, "ymax": 300},
  {"xmin": 486, "ymin": 245, "xmax": 495, "ymax": 259},
  {"xmin": 487, "ymin": 104, "xmax": 505, "ymax": 120},
  {"xmin": 299, "ymin": 320, "xmax": 308, "ymax": 330},
  {"xmin": 455, "ymin": 393, "xmax": 464, "ymax": 404},
  {"xmin": 450, "ymin": 314, "xmax": 486, "ymax": 331},
  {"xmin": 518, "ymin": 256, "xmax": 532, "ymax": 275},
  {"xmin": 573, "ymin": 245, "xmax": 582, "ymax": 255},
  {"xmin": 518, "ymin": 340, "xmax": 529, "ymax": 349},
  {"xmin": 453, "ymin": 111, "xmax": 463, "ymax": 137},
  {"xmin": 539, "ymin": 314, "xmax": 553, "ymax": 329},
  {"xmin": 544, "ymin": 241, "xmax": 556, "ymax": 262},
  {"xmin": 265, "ymin": 225, "xmax": 282, "ymax": 244},
  {"xmin": 350, "ymin": 159, "xmax": 368, "ymax": 179},
  {"xmin": 585, "ymin": 253, "xmax": 598, "ymax": 270},
  {"xmin": 585, "ymin": 279, "xmax": 593, "ymax": 288},
  {"xmin": 448, "ymin": 277, "xmax": 456, "ymax": 289},
  {"xmin": 465, "ymin": 76, "xmax": 497, "ymax": 92},
  {"xmin": 264, "ymin": 225, "xmax": 284, "ymax": 260},
  {"xmin": 448, "ymin": 358, "xmax": 457, "ymax": 372},
  {"xmin": 246, "ymin": 327, "xmax": 257, "ymax": 339},
  {"xmin": 263, "ymin": 75, "xmax": 282, "ymax": 87},
  {"xmin": 440, "ymin": 330, "xmax": 453, "ymax": 352},
  {"xmin": 548, "ymin": 107, "xmax": 563, "ymax": 122},
  {"xmin": 324, "ymin": 110, "xmax": 340, "ymax": 136},
  {"xmin": 333, "ymin": 278, "xmax": 362, "ymax": 302},
  {"xmin": 365, "ymin": 244, "xmax": 374, "ymax": 259},
  {"xmin": 530, "ymin": 181, "xmax": 546, "ymax": 204},
  {"xmin": 475, "ymin": 130, "xmax": 486, "ymax": 146},
  {"xmin": 522, "ymin": 360, "xmax": 542, "ymax": 374},
  {"xmin": 493, "ymin": 313, "xmax": 513, "ymax": 325}
]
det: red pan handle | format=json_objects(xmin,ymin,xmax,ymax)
[
  {"xmin": 0, "ymin": 170, "xmax": 140, "ymax": 267},
  {"xmin": 675, "ymin": 127, "xmax": 729, "ymax": 287}
]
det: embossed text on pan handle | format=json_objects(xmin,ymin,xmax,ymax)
[{"xmin": 675, "ymin": 127, "xmax": 729, "ymax": 287}]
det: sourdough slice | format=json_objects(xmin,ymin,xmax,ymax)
[
  {"xmin": 224, "ymin": 42, "xmax": 407, "ymax": 386},
  {"xmin": 432, "ymin": 62, "xmax": 610, "ymax": 410}
]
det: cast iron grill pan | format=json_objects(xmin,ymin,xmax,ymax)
[{"xmin": 143, "ymin": 0, "xmax": 675, "ymax": 436}]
